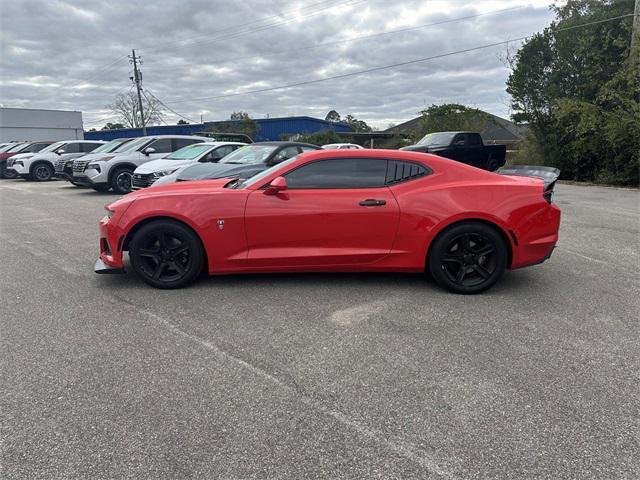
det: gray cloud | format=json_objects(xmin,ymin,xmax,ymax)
[{"xmin": 0, "ymin": 0, "xmax": 556, "ymax": 129}]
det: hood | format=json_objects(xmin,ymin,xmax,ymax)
[
  {"xmin": 9, "ymin": 152, "xmax": 36, "ymax": 161},
  {"xmin": 77, "ymin": 152, "xmax": 116, "ymax": 163},
  {"xmin": 0, "ymin": 151, "xmax": 22, "ymax": 160},
  {"xmin": 134, "ymin": 158, "xmax": 196, "ymax": 174},
  {"xmin": 176, "ymin": 162, "xmax": 266, "ymax": 181},
  {"xmin": 400, "ymin": 144, "xmax": 443, "ymax": 152},
  {"xmin": 126, "ymin": 177, "xmax": 233, "ymax": 198}
]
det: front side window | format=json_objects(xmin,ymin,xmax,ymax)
[
  {"xmin": 300, "ymin": 146, "xmax": 319, "ymax": 153},
  {"xmin": 60, "ymin": 143, "xmax": 80, "ymax": 153},
  {"xmin": 284, "ymin": 158, "xmax": 387, "ymax": 189},
  {"xmin": 272, "ymin": 146, "xmax": 301, "ymax": 164},
  {"xmin": 173, "ymin": 138, "xmax": 202, "ymax": 151},
  {"xmin": 466, "ymin": 133, "xmax": 482, "ymax": 146},
  {"xmin": 147, "ymin": 138, "xmax": 172, "ymax": 153}
]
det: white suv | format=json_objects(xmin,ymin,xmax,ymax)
[
  {"xmin": 73, "ymin": 135, "xmax": 209, "ymax": 193},
  {"xmin": 7, "ymin": 140, "xmax": 106, "ymax": 181},
  {"xmin": 132, "ymin": 142, "xmax": 246, "ymax": 190}
]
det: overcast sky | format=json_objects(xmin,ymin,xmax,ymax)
[{"xmin": 0, "ymin": 0, "xmax": 559, "ymax": 129}]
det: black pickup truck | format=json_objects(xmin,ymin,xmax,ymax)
[{"xmin": 400, "ymin": 131, "xmax": 506, "ymax": 171}]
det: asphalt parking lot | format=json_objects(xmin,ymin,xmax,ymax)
[{"xmin": 1, "ymin": 179, "xmax": 638, "ymax": 479}]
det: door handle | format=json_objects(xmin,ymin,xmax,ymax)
[{"xmin": 359, "ymin": 199, "xmax": 386, "ymax": 207}]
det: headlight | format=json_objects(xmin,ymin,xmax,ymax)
[
  {"xmin": 14, "ymin": 161, "xmax": 23, "ymax": 166},
  {"xmin": 87, "ymin": 163, "xmax": 101, "ymax": 173},
  {"xmin": 153, "ymin": 168, "xmax": 178, "ymax": 178}
]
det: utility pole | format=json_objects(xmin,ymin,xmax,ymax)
[
  {"xmin": 129, "ymin": 49, "xmax": 146, "ymax": 135},
  {"xmin": 631, "ymin": 0, "xmax": 639, "ymax": 102}
]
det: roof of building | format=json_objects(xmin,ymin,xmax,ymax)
[{"xmin": 383, "ymin": 112, "xmax": 528, "ymax": 143}]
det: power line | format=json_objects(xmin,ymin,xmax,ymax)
[
  {"xmin": 145, "ymin": 4, "xmax": 528, "ymax": 75},
  {"xmin": 163, "ymin": 13, "xmax": 636, "ymax": 106},
  {"xmin": 144, "ymin": 88, "xmax": 198, "ymax": 124}
]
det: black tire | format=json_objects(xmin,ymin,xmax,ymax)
[
  {"xmin": 486, "ymin": 156, "xmax": 499, "ymax": 172},
  {"xmin": 31, "ymin": 162, "xmax": 54, "ymax": 181},
  {"xmin": 0, "ymin": 162, "xmax": 17, "ymax": 179},
  {"xmin": 91, "ymin": 184, "xmax": 111, "ymax": 192},
  {"xmin": 129, "ymin": 220, "xmax": 204, "ymax": 289},
  {"xmin": 428, "ymin": 222, "xmax": 507, "ymax": 294},
  {"xmin": 110, "ymin": 167, "xmax": 133, "ymax": 194}
]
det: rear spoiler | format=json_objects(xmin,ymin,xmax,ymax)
[{"xmin": 497, "ymin": 165, "xmax": 560, "ymax": 191}]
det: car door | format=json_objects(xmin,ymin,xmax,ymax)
[
  {"xmin": 244, "ymin": 158, "xmax": 400, "ymax": 268},
  {"xmin": 143, "ymin": 138, "xmax": 173, "ymax": 161},
  {"xmin": 58, "ymin": 142, "xmax": 84, "ymax": 161}
]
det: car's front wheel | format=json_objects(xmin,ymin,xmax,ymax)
[
  {"xmin": 110, "ymin": 167, "xmax": 133, "ymax": 194},
  {"xmin": 0, "ymin": 162, "xmax": 18, "ymax": 179},
  {"xmin": 428, "ymin": 222, "xmax": 507, "ymax": 294},
  {"xmin": 31, "ymin": 162, "xmax": 54, "ymax": 181},
  {"xmin": 129, "ymin": 220, "xmax": 204, "ymax": 289}
]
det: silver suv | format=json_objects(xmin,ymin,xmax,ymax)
[{"xmin": 73, "ymin": 135, "xmax": 210, "ymax": 193}]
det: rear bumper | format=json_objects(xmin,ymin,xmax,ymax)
[{"xmin": 511, "ymin": 204, "xmax": 561, "ymax": 269}]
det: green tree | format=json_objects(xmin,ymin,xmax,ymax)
[
  {"xmin": 412, "ymin": 104, "xmax": 490, "ymax": 141},
  {"xmin": 507, "ymin": 0, "xmax": 637, "ymax": 185},
  {"xmin": 325, "ymin": 110, "xmax": 341, "ymax": 122},
  {"xmin": 343, "ymin": 114, "xmax": 372, "ymax": 133},
  {"xmin": 101, "ymin": 122, "xmax": 125, "ymax": 130},
  {"xmin": 177, "ymin": 119, "xmax": 189, "ymax": 125},
  {"xmin": 229, "ymin": 111, "xmax": 251, "ymax": 121}
]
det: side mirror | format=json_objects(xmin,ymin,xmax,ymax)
[
  {"xmin": 144, "ymin": 147, "xmax": 156, "ymax": 156},
  {"xmin": 57, "ymin": 149, "xmax": 65, "ymax": 155},
  {"xmin": 264, "ymin": 176, "xmax": 287, "ymax": 195}
]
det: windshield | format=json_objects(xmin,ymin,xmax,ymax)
[
  {"xmin": 91, "ymin": 140, "xmax": 124, "ymax": 154},
  {"xmin": 237, "ymin": 155, "xmax": 299, "ymax": 189},
  {"xmin": 165, "ymin": 144, "xmax": 213, "ymax": 160},
  {"xmin": 219, "ymin": 145, "xmax": 278, "ymax": 165},
  {"xmin": 7, "ymin": 143, "xmax": 27, "ymax": 152},
  {"xmin": 417, "ymin": 132, "xmax": 457, "ymax": 147},
  {"xmin": 116, "ymin": 137, "xmax": 151, "ymax": 153},
  {"xmin": 40, "ymin": 141, "xmax": 66, "ymax": 153}
]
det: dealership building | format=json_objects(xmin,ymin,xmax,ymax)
[{"xmin": 0, "ymin": 107, "xmax": 84, "ymax": 142}]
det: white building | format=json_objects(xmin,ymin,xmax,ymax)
[{"xmin": 0, "ymin": 107, "xmax": 84, "ymax": 142}]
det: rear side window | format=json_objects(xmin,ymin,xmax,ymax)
[
  {"xmin": 173, "ymin": 138, "xmax": 203, "ymax": 151},
  {"xmin": 385, "ymin": 160, "xmax": 429, "ymax": 185},
  {"xmin": 285, "ymin": 158, "xmax": 387, "ymax": 189}
]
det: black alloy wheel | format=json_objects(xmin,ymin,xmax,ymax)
[
  {"xmin": 111, "ymin": 167, "xmax": 134, "ymax": 194},
  {"xmin": 129, "ymin": 220, "xmax": 204, "ymax": 289},
  {"xmin": 429, "ymin": 222, "xmax": 507, "ymax": 294},
  {"xmin": 32, "ymin": 163, "xmax": 53, "ymax": 181}
]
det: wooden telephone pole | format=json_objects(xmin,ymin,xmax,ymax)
[{"xmin": 129, "ymin": 49, "xmax": 146, "ymax": 135}]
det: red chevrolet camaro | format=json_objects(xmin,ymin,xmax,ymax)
[{"xmin": 95, "ymin": 149, "xmax": 561, "ymax": 294}]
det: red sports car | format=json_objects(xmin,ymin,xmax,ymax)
[{"xmin": 95, "ymin": 150, "xmax": 561, "ymax": 294}]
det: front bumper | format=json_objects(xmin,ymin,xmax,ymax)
[
  {"xmin": 97, "ymin": 215, "xmax": 126, "ymax": 272},
  {"xmin": 94, "ymin": 257, "xmax": 125, "ymax": 274}
]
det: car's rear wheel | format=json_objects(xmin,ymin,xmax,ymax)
[
  {"xmin": 486, "ymin": 156, "xmax": 499, "ymax": 171},
  {"xmin": 32, "ymin": 163, "xmax": 53, "ymax": 181},
  {"xmin": 129, "ymin": 220, "xmax": 204, "ymax": 289},
  {"xmin": 428, "ymin": 222, "xmax": 507, "ymax": 294},
  {"xmin": 111, "ymin": 167, "xmax": 133, "ymax": 194}
]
